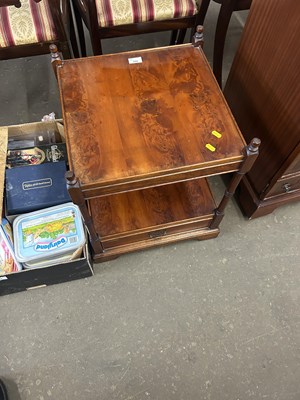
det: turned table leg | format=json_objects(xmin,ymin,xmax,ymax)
[
  {"xmin": 50, "ymin": 44, "xmax": 63, "ymax": 79},
  {"xmin": 65, "ymin": 171, "xmax": 104, "ymax": 254},
  {"xmin": 210, "ymin": 138, "xmax": 261, "ymax": 229}
]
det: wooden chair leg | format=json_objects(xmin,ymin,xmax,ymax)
[
  {"xmin": 196, "ymin": 0, "xmax": 211, "ymax": 25},
  {"xmin": 213, "ymin": 0, "xmax": 235, "ymax": 87},
  {"xmin": 91, "ymin": 34, "xmax": 103, "ymax": 55},
  {"xmin": 177, "ymin": 29, "xmax": 187, "ymax": 44},
  {"xmin": 72, "ymin": 0, "xmax": 87, "ymax": 57},
  {"xmin": 68, "ymin": 2, "xmax": 80, "ymax": 58},
  {"xmin": 170, "ymin": 30, "xmax": 178, "ymax": 45},
  {"xmin": 60, "ymin": 41, "xmax": 72, "ymax": 60}
]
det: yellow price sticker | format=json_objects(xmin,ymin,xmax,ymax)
[
  {"xmin": 211, "ymin": 130, "xmax": 222, "ymax": 139},
  {"xmin": 205, "ymin": 143, "xmax": 216, "ymax": 152}
]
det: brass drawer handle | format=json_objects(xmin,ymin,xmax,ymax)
[
  {"xmin": 148, "ymin": 229, "xmax": 167, "ymax": 239},
  {"xmin": 283, "ymin": 183, "xmax": 292, "ymax": 193}
]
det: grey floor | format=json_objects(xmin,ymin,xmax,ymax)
[{"xmin": 1, "ymin": 3, "xmax": 300, "ymax": 400}]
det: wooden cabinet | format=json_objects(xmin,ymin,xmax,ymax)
[
  {"xmin": 224, "ymin": 0, "xmax": 300, "ymax": 218},
  {"xmin": 54, "ymin": 44, "xmax": 259, "ymax": 261}
]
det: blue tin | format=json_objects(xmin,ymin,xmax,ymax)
[{"xmin": 13, "ymin": 203, "xmax": 86, "ymax": 263}]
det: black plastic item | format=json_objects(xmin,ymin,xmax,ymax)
[{"xmin": 0, "ymin": 379, "xmax": 8, "ymax": 400}]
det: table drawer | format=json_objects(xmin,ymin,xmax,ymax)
[
  {"xmin": 266, "ymin": 175, "xmax": 300, "ymax": 197},
  {"xmin": 101, "ymin": 218, "xmax": 214, "ymax": 249},
  {"xmin": 89, "ymin": 179, "xmax": 216, "ymax": 251}
]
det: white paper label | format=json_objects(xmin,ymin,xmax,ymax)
[{"xmin": 128, "ymin": 57, "xmax": 143, "ymax": 64}]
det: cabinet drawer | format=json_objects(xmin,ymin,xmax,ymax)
[{"xmin": 266, "ymin": 175, "xmax": 300, "ymax": 197}]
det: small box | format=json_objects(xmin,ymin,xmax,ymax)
[
  {"xmin": 6, "ymin": 143, "xmax": 68, "ymax": 168},
  {"xmin": 0, "ymin": 120, "xmax": 93, "ymax": 297},
  {"xmin": 5, "ymin": 161, "xmax": 71, "ymax": 215}
]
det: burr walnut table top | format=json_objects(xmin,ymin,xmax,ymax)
[{"xmin": 57, "ymin": 44, "xmax": 246, "ymax": 196}]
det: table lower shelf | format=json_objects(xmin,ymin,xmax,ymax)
[{"xmin": 88, "ymin": 179, "xmax": 220, "ymax": 261}]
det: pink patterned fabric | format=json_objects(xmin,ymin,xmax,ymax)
[
  {"xmin": 95, "ymin": 0, "xmax": 199, "ymax": 28},
  {"xmin": 0, "ymin": 0, "xmax": 57, "ymax": 48}
]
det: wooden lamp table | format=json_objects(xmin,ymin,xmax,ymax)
[{"xmin": 53, "ymin": 44, "xmax": 260, "ymax": 262}]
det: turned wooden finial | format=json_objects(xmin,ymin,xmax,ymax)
[
  {"xmin": 245, "ymin": 138, "xmax": 261, "ymax": 157},
  {"xmin": 192, "ymin": 25, "xmax": 204, "ymax": 48},
  {"xmin": 65, "ymin": 170, "xmax": 78, "ymax": 186},
  {"xmin": 249, "ymin": 138, "xmax": 261, "ymax": 151},
  {"xmin": 50, "ymin": 44, "xmax": 61, "ymax": 61}
]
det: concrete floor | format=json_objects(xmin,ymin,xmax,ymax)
[{"xmin": 1, "ymin": 3, "xmax": 300, "ymax": 400}]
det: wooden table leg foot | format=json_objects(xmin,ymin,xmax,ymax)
[{"xmin": 93, "ymin": 254, "xmax": 120, "ymax": 263}]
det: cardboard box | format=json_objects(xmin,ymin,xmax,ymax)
[{"xmin": 0, "ymin": 120, "xmax": 93, "ymax": 296}]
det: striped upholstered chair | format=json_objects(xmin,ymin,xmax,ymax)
[
  {"xmin": 72, "ymin": 0, "xmax": 203, "ymax": 56},
  {"xmin": 0, "ymin": 0, "xmax": 78, "ymax": 60},
  {"xmin": 197, "ymin": 0, "xmax": 252, "ymax": 87}
]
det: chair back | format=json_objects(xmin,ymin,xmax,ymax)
[
  {"xmin": 0, "ymin": 0, "xmax": 71, "ymax": 60},
  {"xmin": 0, "ymin": 1, "xmax": 21, "ymax": 7}
]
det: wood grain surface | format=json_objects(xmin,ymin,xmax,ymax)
[
  {"xmin": 224, "ymin": 0, "xmax": 300, "ymax": 194},
  {"xmin": 88, "ymin": 179, "xmax": 217, "ymax": 252},
  {"xmin": 89, "ymin": 179, "xmax": 215, "ymax": 236},
  {"xmin": 58, "ymin": 44, "xmax": 245, "ymax": 195}
]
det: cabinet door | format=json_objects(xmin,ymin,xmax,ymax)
[{"xmin": 224, "ymin": 0, "xmax": 300, "ymax": 195}]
